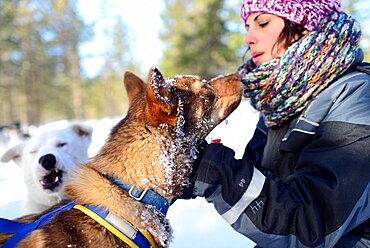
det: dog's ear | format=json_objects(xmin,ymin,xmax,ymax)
[
  {"xmin": 69, "ymin": 123, "xmax": 93, "ymax": 147},
  {"xmin": 1, "ymin": 143, "xmax": 25, "ymax": 166},
  {"xmin": 123, "ymin": 71, "xmax": 145, "ymax": 105},
  {"xmin": 146, "ymin": 67, "xmax": 177, "ymax": 126}
]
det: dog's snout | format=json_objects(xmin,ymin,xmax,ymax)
[{"xmin": 39, "ymin": 154, "xmax": 56, "ymax": 170}]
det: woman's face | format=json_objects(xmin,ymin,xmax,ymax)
[{"xmin": 244, "ymin": 12, "xmax": 286, "ymax": 65}]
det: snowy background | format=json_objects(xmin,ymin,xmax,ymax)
[{"xmin": 0, "ymin": 101, "xmax": 259, "ymax": 248}]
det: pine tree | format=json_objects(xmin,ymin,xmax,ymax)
[{"xmin": 160, "ymin": 0, "xmax": 243, "ymax": 79}]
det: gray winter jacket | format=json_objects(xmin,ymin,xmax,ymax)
[{"xmin": 193, "ymin": 60, "xmax": 370, "ymax": 247}]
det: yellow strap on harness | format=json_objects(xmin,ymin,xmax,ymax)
[
  {"xmin": 73, "ymin": 204, "xmax": 156, "ymax": 248},
  {"xmin": 142, "ymin": 231, "xmax": 156, "ymax": 247}
]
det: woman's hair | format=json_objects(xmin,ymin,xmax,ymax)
[
  {"xmin": 243, "ymin": 19, "xmax": 306, "ymax": 62},
  {"xmin": 274, "ymin": 19, "xmax": 306, "ymax": 53}
]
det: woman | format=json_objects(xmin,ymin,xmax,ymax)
[{"xmin": 186, "ymin": 0, "xmax": 370, "ymax": 247}]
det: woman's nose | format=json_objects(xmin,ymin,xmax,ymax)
[{"xmin": 244, "ymin": 30, "xmax": 256, "ymax": 45}]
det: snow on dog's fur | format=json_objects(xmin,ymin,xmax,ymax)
[
  {"xmin": 0, "ymin": 123, "xmax": 92, "ymax": 214},
  {"xmin": 0, "ymin": 67, "xmax": 242, "ymax": 247}
]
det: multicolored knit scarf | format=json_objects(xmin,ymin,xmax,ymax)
[{"xmin": 237, "ymin": 12, "xmax": 362, "ymax": 127}]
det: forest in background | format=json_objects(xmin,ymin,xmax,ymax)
[{"xmin": 1, "ymin": 0, "xmax": 369, "ymax": 127}]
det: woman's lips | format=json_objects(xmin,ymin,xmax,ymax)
[{"xmin": 252, "ymin": 52, "xmax": 263, "ymax": 64}]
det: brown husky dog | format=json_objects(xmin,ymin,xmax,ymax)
[{"xmin": 0, "ymin": 67, "xmax": 242, "ymax": 247}]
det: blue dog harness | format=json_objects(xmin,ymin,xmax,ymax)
[
  {"xmin": 0, "ymin": 175, "xmax": 170, "ymax": 248},
  {"xmin": 0, "ymin": 201, "xmax": 76, "ymax": 248}
]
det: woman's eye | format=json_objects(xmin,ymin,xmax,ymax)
[{"xmin": 259, "ymin": 22, "xmax": 269, "ymax": 28}]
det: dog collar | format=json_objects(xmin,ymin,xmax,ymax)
[{"xmin": 104, "ymin": 174, "xmax": 170, "ymax": 216}]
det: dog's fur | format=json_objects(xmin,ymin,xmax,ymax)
[
  {"xmin": 0, "ymin": 67, "xmax": 242, "ymax": 247},
  {"xmin": 1, "ymin": 123, "xmax": 92, "ymax": 214}
]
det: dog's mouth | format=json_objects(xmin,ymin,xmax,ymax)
[{"xmin": 40, "ymin": 169, "xmax": 64, "ymax": 191}]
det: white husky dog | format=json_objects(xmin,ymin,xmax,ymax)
[{"xmin": 0, "ymin": 122, "xmax": 92, "ymax": 215}]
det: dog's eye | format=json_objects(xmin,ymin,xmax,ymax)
[
  {"xmin": 29, "ymin": 149, "xmax": 38, "ymax": 154},
  {"xmin": 57, "ymin": 142, "xmax": 67, "ymax": 148}
]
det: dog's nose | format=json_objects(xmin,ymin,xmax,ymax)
[{"xmin": 39, "ymin": 154, "xmax": 56, "ymax": 170}]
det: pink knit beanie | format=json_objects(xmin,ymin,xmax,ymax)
[{"xmin": 241, "ymin": 0, "xmax": 342, "ymax": 31}]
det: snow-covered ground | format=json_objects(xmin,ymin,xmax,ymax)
[{"xmin": 0, "ymin": 101, "xmax": 259, "ymax": 248}]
